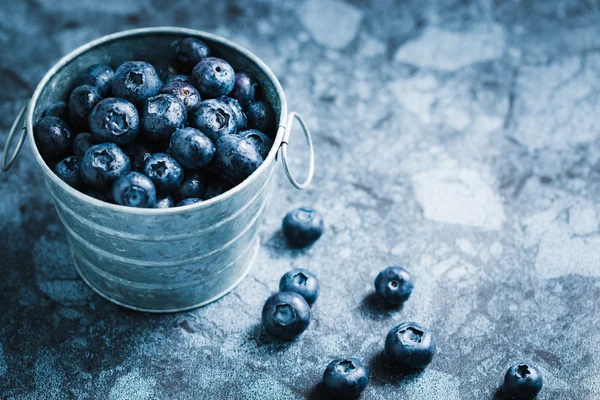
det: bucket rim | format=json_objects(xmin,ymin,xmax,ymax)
[{"xmin": 27, "ymin": 26, "xmax": 287, "ymax": 215}]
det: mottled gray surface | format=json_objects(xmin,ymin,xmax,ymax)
[{"xmin": 1, "ymin": 0, "xmax": 600, "ymax": 398}]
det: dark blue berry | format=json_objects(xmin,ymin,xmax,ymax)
[
  {"xmin": 86, "ymin": 189, "xmax": 113, "ymax": 203},
  {"xmin": 174, "ymin": 171, "xmax": 204, "ymax": 202},
  {"xmin": 261, "ymin": 291, "xmax": 310, "ymax": 340},
  {"xmin": 203, "ymin": 179, "xmax": 231, "ymax": 199},
  {"xmin": 111, "ymin": 61, "xmax": 163, "ymax": 104},
  {"xmin": 247, "ymin": 101, "xmax": 275, "ymax": 136},
  {"xmin": 239, "ymin": 129, "xmax": 273, "ymax": 159},
  {"xmin": 322, "ymin": 358, "xmax": 369, "ymax": 399},
  {"xmin": 189, "ymin": 99, "xmax": 237, "ymax": 142},
  {"xmin": 111, "ymin": 171, "xmax": 156, "ymax": 208},
  {"xmin": 69, "ymin": 84, "xmax": 103, "ymax": 131},
  {"xmin": 169, "ymin": 127, "xmax": 215, "ymax": 170},
  {"xmin": 124, "ymin": 140, "xmax": 159, "ymax": 172},
  {"xmin": 385, "ymin": 322, "xmax": 436, "ymax": 370},
  {"xmin": 34, "ymin": 116, "xmax": 73, "ymax": 161},
  {"xmin": 231, "ymin": 72, "xmax": 260, "ymax": 109},
  {"xmin": 211, "ymin": 134, "xmax": 263, "ymax": 185},
  {"xmin": 54, "ymin": 156, "xmax": 84, "ymax": 190},
  {"xmin": 177, "ymin": 197, "xmax": 201, "ymax": 207},
  {"xmin": 159, "ymin": 81, "xmax": 201, "ymax": 112},
  {"xmin": 80, "ymin": 143, "xmax": 130, "ymax": 190},
  {"xmin": 72, "ymin": 132, "xmax": 96, "ymax": 159},
  {"xmin": 279, "ymin": 269, "xmax": 320, "ymax": 306},
  {"xmin": 191, "ymin": 57, "xmax": 235, "ymax": 98},
  {"xmin": 89, "ymin": 97, "xmax": 139, "ymax": 146},
  {"xmin": 282, "ymin": 207, "xmax": 324, "ymax": 248},
  {"xmin": 141, "ymin": 94, "xmax": 187, "ymax": 142},
  {"xmin": 504, "ymin": 363, "xmax": 543, "ymax": 399},
  {"xmin": 154, "ymin": 195, "xmax": 175, "ymax": 209},
  {"xmin": 375, "ymin": 266, "xmax": 414, "ymax": 306},
  {"xmin": 143, "ymin": 153, "xmax": 184, "ymax": 194},
  {"xmin": 218, "ymin": 96, "xmax": 247, "ymax": 131},
  {"xmin": 42, "ymin": 101, "xmax": 68, "ymax": 120},
  {"xmin": 78, "ymin": 64, "xmax": 114, "ymax": 96},
  {"xmin": 174, "ymin": 38, "xmax": 211, "ymax": 73},
  {"xmin": 166, "ymin": 74, "xmax": 191, "ymax": 84}
]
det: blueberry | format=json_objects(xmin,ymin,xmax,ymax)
[
  {"xmin": 279, "ymin": 269, "xmax": 320, "ymax": 306},
  {"xmin": 68, "ymin": 84, "xmax": 103, "ymax": 131},
  {"xmin": 111, "ymin": 171, "xmax": 156, "ymax": 208},
  {"xmin": 54, "ymin": 156, "xmax": 84, "ymax": 190},
  {"xmin": 261, "ymin": 291, "xmax": 310, "ymax": 339},
  {"xmin": 86, "ymin": 189, "xmax": 113, "ymax": 203},
  {"xmin": 177, "ymin": 197, "xmax": 202, "ymax": 207},
  {"xmin": 282, "ymin": 207, "xmax": 324, "ymax": 248},
  {"xmin": 154, "ymin": 195, "xmax": 176, "ymax": 208},
  {"xmin": 174, "ymin": 171, "xmax": 204, "ymax": 202},
  {"xmin": 89, "ymin": 97, "xmax": 139, "ymax": 146},
  {"xmin": 203, "ymin": 179, "xmax": 231, "ymax": 199},
  {"xmin": 124, "ymin": 140, "xmax": 160, "ymax": 172},
  {"xmin": 34, "ymin": 116, "xmax": 73, "ymax": 161},
  {"xmin": 166, "ymin": 74, "xmax": 191, "ymax": 84},
  {"xmin": 211, "ymin": 134, "xmax": 263, "ymax": 185},
  {"xmin": 141, "ymin": 94, "xmax": 187, "ymax": 142},
  {"xmin": 189, "ymin": 99, "xmax": 237, "ymax": 142},
  {"xmin": 191, "ymin": 57, "xmax": 235, "ymax": 98},
  {"xmin": 504, "ymin": 363, "xmax": 543, "ymax": 399},
  {"xmin": 247, "ymin": 101, "xmax": 275, "ymax": 136},
  {"xmin": 239, "ymin": 129, "xmax": 273, "ymax": 159},
  {"xmin": 169, "ymin": 127, "xmax": 215, "ymax": 170},
  {"xmin": 375, "ymin": 266, "xmax": 414, "ymax": 306},
  {"xmin": 322, "ymin": 358, "xmax": 369, "ymax": 399},
  {"xmin": 231, "ymin": 72, "xmax": 260, "ymax": 109},
  {"xmin": 218, "ymin": 96, "xmax": 247, "ymax": 131},
  {"xmin": 174, "ymin": 38, "xmax": 211, "ymax": 73},
  {"xmin": 42, "ymin": 101, "xmax": 68, "ymax": 120},
  {"xmin": 78, "ymin": 64, "xmax": 114, "ymax": 96},
  {"xmin": 111, "ymin": 61, "xmax": 163, "ymax": 104},
  {"xmin": 159, "ymin": 81, "xmax": 201, "ymax": 112},
  {"xmin": 385, "ymin": 322, "xmax": 436, "ymax": 370},
  {"xmin": 80, "ymin": 143, "xmax": 131, "ymax": 190},
  {"xmin": 143, "ymin": 153, "xmax": 184, "ymax": 194},
  {"xmin": 72, "ymin": 132, "xmax": 96, "ymax": 159}
]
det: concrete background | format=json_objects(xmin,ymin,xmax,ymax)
[{"xmin": 1, "ymin": 0, "xmax": 600, "ymax": 398}]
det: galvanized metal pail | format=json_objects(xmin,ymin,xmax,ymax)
[{"xmin": 1, "ymin": 27, "xmax": 314, "ymax": 312}]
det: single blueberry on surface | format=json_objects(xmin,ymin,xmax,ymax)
[
  {"xmin": 279, "ymin": 269, "xmax": 320, "ymax": 306},
  {"xmin": 34, "ymin": 116, "xmax": 73, "ymax": 161},
  {"xmin": 69, "ymin": 84, "xmax": 103, "ymax": 131},
  {"xmin": 54, "ymin": 156, "xmax": 84, "ymax": 190},
  {"xmin": 42, "ymin": 101, "xmax": 68, "ymax": 120},
  {"xmin": 78, "ymin": 64, "xmax": 114, "ymax": 96},
  {"xmin": 159, "ymin": 81, "xmax": 201, "ymax": 112},
  {"xmin": 504, "ymin": 363, "xmax": 543, "ymax": 399},
  {"xmin": 218, "ymin": 96, "xmax": 247, "ymax": 131},
  {"xmin": 174, "ymin": 38, "xmax": 211, "ymax": 73},
  {"xmin": 169, "ymin": 127, "xmax": 215, "ymax": 170},
  {"xmin": 73, "ymin": 132, "xmax": 96, "ymax": 159},
  {"xmin": 173, "ymin": 171, "xmax": 204, "ymax": 202},
  {"xmin": 80, "ymin": 143, "xmax": 131, "ymax": 190},
  {"xmin": 385, "ymin": 322, "xmax": 436, "ymax": 370},
  {"xmin": 239, "ymin": 129, "xmax": 273, "ymax": 159},
  {"xmin": 89, "ymin": 97, "xmax": 139, "ymax": 146},
  {"xmin": 322, "ymin": 358, "xmax": 369, "ymax": 399},
  {"xmin": 143, "ymin": 153, "xmax": 184, "ymax": 194},
  {"xmin": 190, "ymin": 99, "xmax": 237, "ymax": 142},
  {"xmin": 141, "ymin": 94, "xmax": 187, "ymax": 142},
  {"xmin": 166, "ymin": 74, "xmax": 191, "ymax": 84},
  {"xmin": 231, "ymin": 72, "xmax": 260, "ymax": 109},
  {"xmin": 111, "ymin": 171, "xmax": 156, "ymax": 208},
  {"xmin": 211, "ymin": 134, "xmax": 263, "ymax": 185},
  {"xmin": 261, "ymin": 291, "xmax": 310, "ymax": 340},
  {"xmin": 177, "ymin": 197, "xmax": 202, "ymax": 207},
  {"xmin": 282, "ymin": 207, "xmax": 324, "ymax": 248},
  {"xmin": 111, "ymin": 61, "xmax": 163, "ymax": 104},
  {"xmin": 154, "ymin": 195, "xmax": 176, "ymax": 209},
  {"xmin": 247, "ymin": 101, "xmax": 275, "ymax": 136},
  {"xmin": 375, "ymin": 266, "xmax": 414, "ymax": 306},
  {"xmin": 191, "ymin": 57, "xmax": 235, "ymax": 98}
]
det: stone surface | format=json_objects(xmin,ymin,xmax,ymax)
[{"xmin": 1, "ymin": 0, "xmax": 600, "ymax": 399}]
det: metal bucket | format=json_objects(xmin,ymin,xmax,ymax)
[{"xmin": 1, "ymin": 27, "xmax": 314, "ymax": 312}]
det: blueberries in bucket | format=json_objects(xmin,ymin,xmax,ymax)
[
  {"xmin": 385, "ymin": 322, "xmax": 436, "ymax": 371},
  {"xmin": 34, "ymin": 116, "xmax": 73, "ymax": 161},
  {"xmin": 504, "ymin": 363, "xmax": 543, "ymax": 399},
  {"xmin": 231, "ymin": 72, "xmax": 260, "ymax": 109},
  {"xmin": 143, "ymin": 153, "xmax": 184, "ymax": 194},
  {"xmin": 177, "ymin": 197, "xmax": 202, "ymax": 207},
  {"xmin": 282, "ymin": 207, "xmax": 324, "ymax": 248},
  {"xmin": 191, "ymin": 57, "xmax": 235, "ymax": 98},
  {"xmin": 189, "ymin": 99, "xmax": 238, "ymax": 142},
  {"xmin": 261, "ymin": 291, "xmax": 311, "ymax": 339},
  {"xmin": 141, "ymin": 94, "xmax": 187, "ymax": 142},
  {"xmin": 239, "ymin": 129, "xmax": 273, "ymax": 159},
  {"xmin": 218, "ymin": 96, "xmax": 247, "ymax": 131},
  {"xmin": 111, "ymin": 171, "xmax": 156, "ymax": 208},
  {"xmin": 211, "ymin": 134, "xmax": 263, "ymax": 185},
  {"xmin": 54, "ymin": 156, "xmax": 84, "ymax": 190},
  {"xmin": 322, "ymin": 358, "xmax": 369, "ymax": 399},
  {"xmin": 247, "ymin": 100, "xmax": 275, "ymax": 136},
  {"xmin": 42, "ymin": 101, "xmax": 68, "ymax": 120},
  {"xmin": 169, "ymin": 127, "xmax": 215, "ymax": 170},
  {"xmin": 159, "ymin": 81, "xmax": 201, "ymax": 112},
  {"xmin": 78, "ymin": 64, "xmax": 114, "ymax": 96},
  {"xmin": 375, "ymin": 266, "xmax": 414, "ymax": 306},
  {"xmin": 173, "ymin": 170, "xmax": 204, "ymax": 202},
  {"xmin": 279, "ymin": 269, "xmax": 320, "ymax": 306},
  {"xmin": 111, "ymin": 61, "xmax": 163, "ymax": 104},
  {"xmin": 69, "ymin": 84, "xmax": 103, "ymax": 131},
  {"xmin": 89, "ymin": 97, "xmax": 140, "ymax": 146},
  {"xmin": 174, "ymin": 38, "xmax": 211, "ymax": 73},
  {"xmin": 73, "ymin": 132, "xmax": 96, "ymax": 159},
  {"xmin": 166, "ymin": 74, "xmax": 191, "ymax": 84},
  {"xmin": 154, "ymin": 195, "xmax": 176, "ymax": 209},
  {"xmin": 80, "ymin": 143, "xmax": 131, "ymax": 190}
]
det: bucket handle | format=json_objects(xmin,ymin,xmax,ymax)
[
  {"xmin": 279, "ymin": 111, "xmax": 314, "ymax": 190},
  {"xmin": 1, "ymin": 102, "xmax": 29, "ymax": 172}
]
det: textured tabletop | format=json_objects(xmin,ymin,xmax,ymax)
[{"xmin": 1, "ymin": 0, "xmax": 600, "ymax": 398}]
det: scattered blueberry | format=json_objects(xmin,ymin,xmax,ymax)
[
  {"xmin": 375, "ymin": 266, "xmax": 414, "ymax": 306},
  {"xmin": 279, "ymin": 269, "xmax": 320, "ymax": 306},
  {"xmin": 218, "ymin": 96, "xmax": 247, "ymax": 131},
  {"xmin": 111, "ymin": 61, "xmax": 163, "ymax": 104},
  {"xmin": 34, "ymin": 116, "xmax": 73, "ymax": 161},
  {"xmin": 261, "ymin": 291, "xmax": 310, "ymax": 340},
  {"xmin": 177, "ymin": 197, "xmax": 202, "ymax": 207},
  {"xmin": 72, "ymin": 132, "xmax": 96, "ymax": 159},
  {"xmin": 231, "ymin": 72, "xmax": 260, "ymax": 109},
  {"xmin": 154, "ymin": 195, "xmax": 176, "ymax": 209},
  {"xmin": 54, "ymin": 156, "xmax": 83, "ymax": 189},
  {"xmin": 211, "ymin": 134, "xmax": 263, "ymax": 185},
  {"xmin": 191, "ymin": 57, "xmax": 235, "ymax": 98},
  {"xmin": 385, "ymin": 322, "xmax": 436, "ymax": 371},
  {"xmin": 111, "ymin": 171, "xmax": 156, "ymax": 208},
  {"xmin": 174, "ymin": 171, "xmax": 204, "ymax": 202},
  {"xmin": 68, "ymin": 84, "xmax": 103, "ymax": 131},
  {"xmin": 282, "ymin": 207, "xmax": 324, "ymax": 248},
  {"xmin": 80, "ymin": 143, "xmax": 131, "ymax": 190},
  {"xmin": 504, "ymin": 363, "xmax": 543, "ymax": 399},
  {"xmin": 322, "ymin": 358, "xmax": 369, "ymax": 399},
  {"xmin": 159, "ymin": 81, "xmax": 201, "ymax": 112},
  {"xmin": 239, "ymin": 129, "xmax": 273, "ymax": 159},
  {"xmin": 189, "ymin": 99, "xmax": 237, "ymax": 142},
  {"xmin": 166, "ymin": 74, "xmax": 191, "ymax": 84},
  {"xmin": 169, "ymin": 127, "xmax": 215, "ymax": 170},
  {"xmin": 78, "ymin": 64, "xmax": 114, "ymax": 96},
  {"xmin": 247, "ymin": 100, "xmax": 275, "ymax": 136},
  {"xmin": 203, "ymin": 179, "xmax": 231, "ymax": 199},
  {"xmin": 89, "ymin": 97, "xmax": 139, "ymax": 146},
  {"xmin": 174, "ymin": 38, "xmax": 211, "ymax": 73},
  {"xmin": 143, "ymin": 153, "xmax": 184, "ymax": 194},
  {"xmin": 42, "ymin": 101, "xmax": 68, "ymax": 120},
  {"xmin": 141, "ymin": 94, "xmax": 187, "ymax": 142}
]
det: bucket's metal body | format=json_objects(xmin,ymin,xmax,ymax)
[{"xmin": 14, "ymin": 28, "xmax": 311, "ymax": 312}]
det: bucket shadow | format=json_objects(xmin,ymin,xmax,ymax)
[
  {"xmin": 492, "ymin": 386, "xmax": 511, "ymax": 400},
  {"xmin": 246, "ymin": 322, "xmax": 300, "ymax": 351},
  {"xmin": 358, "ymin": 293, "xmax": 404, "ymax": 321}
]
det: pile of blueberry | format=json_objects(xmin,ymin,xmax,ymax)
[
  {"xmin": 35, "ymin": 37, "xmax": 276, "ymax": 208},
  {"xmin": 269, "ymin": 207, "xmax": 543, "ymax": 399}
]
